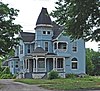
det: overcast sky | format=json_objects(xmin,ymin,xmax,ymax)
[{"xmin": 2, "ymin": 0, "xmax": 99, "ymax": 51}]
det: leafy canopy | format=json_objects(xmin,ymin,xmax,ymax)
[
  {"xmin": 51, "ymin": 0, "xmax": 100, "ymax": 41},
  {"xmin": 0, "ymin": 2, "xmax": 22, "ymax": 55}
]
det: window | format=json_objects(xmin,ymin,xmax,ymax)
[
  {"xmin": 11, "ymin": 62, "xmax": 13, "ymax": 68},
  {"xmin": 72, "ymin": 41, "xmax": 77, "ymax": 52},
  {"xmin": 57, "ymin": 58, "xmax": 63, "ymax": 68},
  {"xmin": 58, "ymin": 42, "xmax": 67, "ymax": 50},
  {"xmin": 27, "ymin": 44, "xmax": 30, "ymax": 53},
  {"xmin": 54, "ymin": 42, "xmax": 57, "ymax": 49},
  {"xmin": 47, "ymin": 31, "xmax": 50, "ymax": 34},
  {"xmin": 71, "ymin": 58, "xmax": 78, "ymax": 69},
  {"xmin": 43, "ymin": 31, "xmax": 46, "ymax": 34},
  {"xmin": 15, "ymin": 65, "xmax": 18, "ymax": 68},
  {"xmin": 20, "ymin": 45, "xmax": 23, "ymax": 54},
  {"xmin": 45, "ymin": 42, "xmax": 48, "ymax": 51},
  {"xmin": 38, "ymin": 58, "xmax": 45, "ymax": 68}
]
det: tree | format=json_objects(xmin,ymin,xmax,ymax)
[
  {"xmin": 51, "ymin": 0, "xmax": 100, "ymax": 41},
  {"xmin": 86, "ymin": 48, "xmax": 94, "ymax": 75},
  {"xmin": 92, "ymin": 51, "xmax": 100, "ymax": 75},
  {"xmin": 0, "ymin": 1, "xmax": 22, "ymax": 55}
]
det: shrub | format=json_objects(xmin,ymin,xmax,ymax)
[
  {"xmin": 66, "ymin": 74, "xmax": 77, "ymax": 78},
  {"xmin": 48, "ymin": 70, "xmax": 59, "ymax": 79},
  {"xmin": 0, "ymin": 74, "xmax": 13, "ymax": 79}
]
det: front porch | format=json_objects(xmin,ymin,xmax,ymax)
[{"xmin": 23, "ymin": 56, "xmax": 65, "ymax": 78}]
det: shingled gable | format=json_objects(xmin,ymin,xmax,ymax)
[
  {"xmin": 20, "ymin": 32, "xmax": 35, "ymax": 42},
  {"xmin": 36, "ymin": 7, "xmax": 52, "ymax": 26}
]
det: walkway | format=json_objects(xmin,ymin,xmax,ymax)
[{"xmin": 0, "ymin": 79, "xmax": 53, "ymax": 91}]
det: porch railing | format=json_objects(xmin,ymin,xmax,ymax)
[
  {"xmin": 56, "ymin": 68, "xmax": 64, "ymax": 72},
  {"xmin": 33, "ymin": 68, "xmax": 46, "ymax": 72}
]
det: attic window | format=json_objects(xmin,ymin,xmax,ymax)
[
  {"xmin": 47, "ymin": 31, "xmax": 50, "ymax": 34},
  {"xmin": 43, "ymin": 31, "xmax": 46, "ymax": 34}
]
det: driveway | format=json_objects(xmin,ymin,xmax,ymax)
[{"xmin": 0, "ymin": 79, "xmax": 53, "ymax": 91}]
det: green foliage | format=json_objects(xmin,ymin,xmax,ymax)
[
  {"xmin": 0, "ymin": 67, "xmax": 15, "ymax": 79},
  {"xmin": 86, "ymin": 48, "xmax": 100, "ymax": 75},
  {"xmin": 66, "ymin": 74, "xmax": 77, "ymax": 78},
  {"xmin": 48, "ymin": 70, "xmax": 59, "ymax": 79},
  {"xmin": 86, "ymin": 48, "xmax": 94, "ymax": 75},
  {"xmin": 0, "ymin": 1, "xmax": 22, "ymax": 55},
  {"xmin": 15, "ymin": 77, "xmax": 100, "ymax": 90},
  {"xmin": 92, "ymin": 52, "xmax": 100, "ymax": 75},
  {"xmin": 51, "ymin": 0, "xmax": 100, "ymax": 42},
  {"xmin": 0, "ymin": 74, "xmax": 13, "ymax": 79}
]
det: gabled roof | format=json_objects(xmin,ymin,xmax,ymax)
[
  {"xmin": 20, "ymin": 32, "xmax": 35, "ymax": 42},
  {"xmin": 36, "ymin": 7, "xmax": 52, "ymax": 25},
  {"xmin": 33, "ymin": 47, "xmax": 46, "ymax": 53},
  {"xmin": 52, "ymin": 22, "xmax": 64, "ymax": 39}
]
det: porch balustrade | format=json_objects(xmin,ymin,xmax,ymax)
[
  {"xmin": 56, "ymin": 68, "xmax": 64, "ymax": 72},
  {"xmin": 33, "ymin": 68, "xmax": 46, "ymax": 72}
]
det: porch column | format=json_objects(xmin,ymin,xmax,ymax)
[
  {"xmin": 33, "ymin": 58, "xmax": 35, "ymax": 72},
  {"xmin": 24, "ymin": 59, "xmax": 27, "ymax": 71},
  {"xmin": 57, "ymin": 42, "xmax": 58, "ymax": 50},
  {"xmin": 63, "ymin": 58, "xmax": 65, "ymax": 72},
  {"xmin": 45, "ymin": 58, "xmax": 46, "ymax": 72},
  {"xmin": 28, "ymin": 59, "xmax": 29, "ymax": 72},
  {"xmin": 36, "ymin": 56, "xmax": 38, "ymax": 72},
  {"xmin": 53, "ymin": 58, "xmax": 55, "ymax": 70},
  {"xmin": 56, "ymin": 58, "xmax": 57, "ymax": 71}
]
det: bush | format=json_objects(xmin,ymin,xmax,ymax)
[
  {"xmin": 48, "ymin": 70, "xmax": 59, "ymax": 79},
  {"xmin": 66, "ymin": 74, "xmax": 77, "ymax": 78},
  {"xmin": 0, "ymin": 74, "xmax": 13, "ymax": 79}
]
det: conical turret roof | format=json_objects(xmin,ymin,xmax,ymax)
[{"xmin": 36, "ymin": 7, "xmax": 52, "ymax": 26}]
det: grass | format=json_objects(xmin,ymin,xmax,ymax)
[{"xmin": 15, "ymin": 76, "xmax": 100, "ymax": 90}]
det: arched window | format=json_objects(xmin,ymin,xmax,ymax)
[{"xmin": 71, "ymin": 58, "xmax": 78, "ymax": 69}]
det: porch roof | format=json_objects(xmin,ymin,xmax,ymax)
[{"xmin": 33, "ymin": 47, "xmax": 47, "ymax": 53}]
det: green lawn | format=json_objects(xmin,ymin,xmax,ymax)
[{"xmin": 15, "ymin": 76, "xmax": 100, "ymax": 90}]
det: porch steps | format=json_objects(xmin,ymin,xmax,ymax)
[
  {"xmin": 41, "ymin": 73, "xmax": 47, "ymax": 79},
  {"xmin": 24, "ymin": 72, "xmax": 32, "ymax": 78}
]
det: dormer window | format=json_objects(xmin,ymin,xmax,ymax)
[
  {"xmin": 47, "ymin": 31, "xmax": 50, "ymax": 34},
  {"xmin": 43, "ymin": 31, "xmax": 46, "ymax": 34},
  {"xmin": 43, "ymin": 31, "xmax": 51, "ymax": 35}
]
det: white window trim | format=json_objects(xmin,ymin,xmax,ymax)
[
  {"xmin": 57, "ymin": 41, "xmax": 68, "ymax": 52},
  {"xmin": 44, "ymin": 41, "xmax": 49, "ymax": 52},
  {"xmin": 42, "ymin": 31, "xmax": 51, "ymax": 35},
  {"xmin": 27, "ymin": 44, "xmax": 31, "ymax": 54},
  {"xmin": 72, "ymin": 41, "xmax": 78, "ymax": 53},
  {"xmin": 71, "ymin": 57, "xmax": 78, "ymax": 70}
]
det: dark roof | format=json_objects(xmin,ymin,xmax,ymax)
[
  {"xmin": 46, "ymin": 53, "xmax": 56, "ymax": 55},
  {"xmin": 20, "ymin": 32, "xmax": 35, "ymax": 42},
  {"xmin": 36, "ymin": 7, "xmax": 52, "ymax": 25},
  {"xmin": 33, "ymin": 47, "xmax": 46, "ymax": 53},
  {"xmin": 52, "ymin": 22, "xmax": 64, "ymax": 39}
]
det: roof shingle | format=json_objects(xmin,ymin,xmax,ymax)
[
  {"xmin": 20, "ymin": 32, "xmax": 35, "ymax": 42},
  {"xmin": 36, "ymin": 7, "xmax": 52, "ymax": 25}
]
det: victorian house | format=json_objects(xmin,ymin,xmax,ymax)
[{"xmin": 8, "ymin": 7, "xmax": 85, "ymax": 78}]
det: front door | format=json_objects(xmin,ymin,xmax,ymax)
[
  {"xmin": 29, "ymin": 59, "xmax": 33, "ymax": 72},
  {"xmin": 47, "ymin": 58, "xmax": 53, "ymax": 72}
]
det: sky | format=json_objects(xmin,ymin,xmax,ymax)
[{"xmin": 2, "ymin": 0, "xmax": 100, "ymax": 52}]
